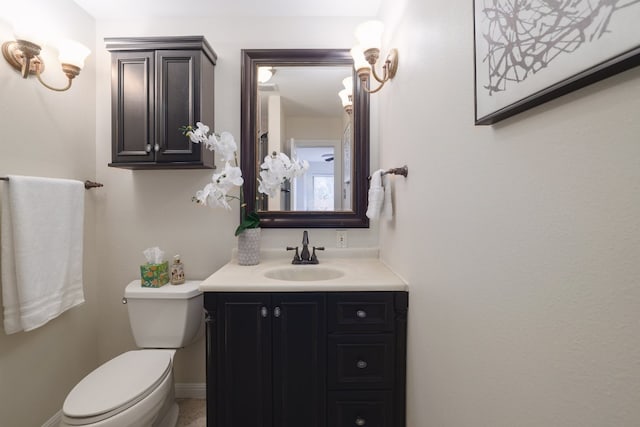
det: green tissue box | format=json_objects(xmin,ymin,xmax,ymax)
[{"xmin": 140, "ymin": 261, "xmax": 169, "ymax": 287}]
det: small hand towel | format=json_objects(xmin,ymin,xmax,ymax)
[
  {"xmin": 1, "ymin": 175, "xmax": 85, "ymax": 334},
  {"xmin": 366, "ymin": 169, "xmax": 385, "ymax": 219},
  {"xmin": 382, "ymin": 173, "xmax": 393, "ymax": 220}
]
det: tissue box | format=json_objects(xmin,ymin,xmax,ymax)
[{"xmin": 140, "ymin": 261, "xmax": 169, "ymax": 287}]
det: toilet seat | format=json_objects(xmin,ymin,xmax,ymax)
[{"xmin": 62, "ymin": 350, "xmax": 172, "ymax": 425}]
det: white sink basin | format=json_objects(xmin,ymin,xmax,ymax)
[{"xmin": 264, "ymin": 266, "xmax": 344, "ymax": 282}]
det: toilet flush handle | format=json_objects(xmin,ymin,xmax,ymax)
[{"xmin": 122, "ymin": 297, "xmax": 128, "ymax": 304}]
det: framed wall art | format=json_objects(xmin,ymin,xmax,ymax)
[{"xmin": 474, "ymin": 0, "xmax": 640, "ymax": 125}]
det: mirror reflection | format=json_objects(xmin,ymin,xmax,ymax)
[{"xmin": 256, "ymin": 65, "xmax": 354, "ymax": 212}]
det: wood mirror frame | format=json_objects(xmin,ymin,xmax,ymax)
[{"xmin": 241, "ymin": 49, "xmax": 370, "ymax": 228}]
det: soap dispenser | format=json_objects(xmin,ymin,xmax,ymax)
[{"xmin": 170, "ymin": 255, "xmax": 185, "ymax": 285}]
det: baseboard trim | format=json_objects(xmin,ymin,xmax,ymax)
[
  {"xmin": 42, "ymin": 411, "xmax": 62, "ymax": 427},
  {"xmin": 175, "ymin": 382, "xmax": 206, "ymax": 399}
]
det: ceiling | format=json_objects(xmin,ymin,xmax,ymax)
[{"xmin": 73, "ymin": 0, "xmax": 381, "ymax": 19}]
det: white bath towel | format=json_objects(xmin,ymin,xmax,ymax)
[
  {"xmin": 366, "ymin": 169, "xmax": 385, "ymax": 219},
  {"xmin": 382, "ymin": 173, "xmax": 393, "ymax": 220},
  {"xmin": 1, "ymin": 175, "xmax": 85, "ymax": 334}
]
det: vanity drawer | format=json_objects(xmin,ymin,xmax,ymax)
[
  {"xmin": 328, "ymin": 293, "xmax": 395, "ymax": 332},
  {"xmin": 328, "ymin": 391, "xmax": 393, "ymax": 427},
  {"xmin": 328, "ymin": 334, "xmax": 394, "ymax": 390}
]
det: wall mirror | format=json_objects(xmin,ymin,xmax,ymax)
[{"xmin": 241, "ymin": 49, "xmax": 370, "ymax": 228}]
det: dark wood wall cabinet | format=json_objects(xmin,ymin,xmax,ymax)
[
  {"xmin": 204, "ymin": 291, "xmax": 408, "ymax": 427},
  {"xmin": 105, "ymin": 36, "xmax": 217, "ymax": 169}
]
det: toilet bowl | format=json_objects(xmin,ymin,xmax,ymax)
[{"xmin": 60, "ymin": 280, "xmax": 203, "ymax": 427}]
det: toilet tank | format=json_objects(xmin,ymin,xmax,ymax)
[{"xmin": 124, "ymin": 280, "xmax": 203, "ymax": 348}]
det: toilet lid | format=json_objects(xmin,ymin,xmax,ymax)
[{"xmin": 62, "ymin": 350, "xmax": 172, "ymax": 423}]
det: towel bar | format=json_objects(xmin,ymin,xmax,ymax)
[
  {"xmin": 0, "ymin": 177, "xmax": 103, "ymax": 189},
  {"xmin": 368, "ymin": 165, "xmax": 408, "ymax": 180}
]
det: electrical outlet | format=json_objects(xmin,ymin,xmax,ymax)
[{"xmin": 336, "ymin": 230, "xmax": 348, "ymax": 248}]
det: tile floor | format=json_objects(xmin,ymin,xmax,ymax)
[{"xmin": 176, "ymin": 399, "xmax": 206, "ymax": 427}]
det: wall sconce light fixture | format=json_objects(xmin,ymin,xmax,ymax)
[
  {"xmin": 338, "ymin": 76, "xmax": 353, "ymax": 115},
  {"xmin": 350, "ymin": 20, "xmax": 398, "ymax": 94},
  {"xmin": 2, "ymin": 34, "xmax": 90, "ymax": 92}
]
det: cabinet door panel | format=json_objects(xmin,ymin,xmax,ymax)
[
  {"xmin": 155, "ymin": 50, "xmax": 200, "ymax": 163},
  {"xmin": 111, "ymin": 52, "xmax": 154, "ymax": 163},
  {"xmin": 272, "ymin": 293, "xmax": 326, "ymax": 427},
  {"xmin": 216, "ymin": 293, "xmax": 272, "ymax": 427}
]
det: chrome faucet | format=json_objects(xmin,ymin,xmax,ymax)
[{"xmin": 287, "ymin": 230, "xmax": 324, "ymax": 264}]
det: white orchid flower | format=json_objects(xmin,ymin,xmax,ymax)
[
  {"xmin": 217, "ymin": 162, "xmax": 244, "ymax": 189},
  {"xmin": 194, "ymin": 182, "xmax": 230, "ymax": 210},
  {"xmin": 257, "ymin": 152, "xmax": 310, "ymax": 198},
  {"xmin": 187, "ymin": 122, "xmax": 210, "ymax": 144},
  {"xmin": 213, "ymin": 131, "xmax": 238, "ymax": 162},
  {"xmin": 258, "ymin": 169, "xmax": 282, "ymax": 198}
]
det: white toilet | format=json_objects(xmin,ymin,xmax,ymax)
[{"xmin": 60, "ymin": 280, "xmax": 203, "ymax": 427}]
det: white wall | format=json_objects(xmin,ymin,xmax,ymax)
[
  {"xmin": 94, "ymin": 16, "xmax": 379, "ymax": 384},
  {"xmin": 378, "ymin": 0, "xmax": 640, "ymax": 426},
  {"xmin": 0, "ymin": 1, "xmax": 98, "ymax": 425}
]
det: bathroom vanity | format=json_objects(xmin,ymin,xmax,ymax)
[{"xmin": 200, "ymin": 249, "xmax": 408, "ymax": 427}]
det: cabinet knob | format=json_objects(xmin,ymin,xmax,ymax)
[
  {"xmin": 145, "ymin": 144, "xmax": 152, "ymax": 153},
  {"xmin": 154, "ymin": 143, "xmax": 160, "ymax": 152},
  {"xmin": 274, "ymin": 306, "xmax": 281, "ymax": 318},
  {"xmin": 355, "ymin": 417, "xmax": 366, "ymax": 426},
  {"xmin": 356, "ymin": 360, "xmax": 368, "ymax": 369},
  {"xmin": 356, "ymin": 310, "xmax": 367, "ymax": 318},
  {"xmin": 261, "ymin": 306, "xmax": 268, "ymax": 318}
]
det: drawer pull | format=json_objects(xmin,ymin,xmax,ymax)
[
  {"xmin": 274, "ymin": 306, "xmax": 281, "ymax": 318},
  {"xmin": 261, "ymin": 306, "xmax": 268, "ymax": 318},
  {"xmin": 356, "ymin": 360, "xmax": 368, "ymax": 369},
  {"xmin": 355, "ymin": 417, "xmax": 366, "ymax": 426},
  {"xmin": 356, "ymin": 310, "xmax": 367, "ymax": 318}
]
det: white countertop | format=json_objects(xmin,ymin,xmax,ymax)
[{"xmin": 199, "ymin": 248, "xmax": 408, "ymax": 292}]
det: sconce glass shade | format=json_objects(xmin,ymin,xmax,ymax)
[
  {"xmin": 354, "ymin": 20, "xmax": 384, "ymax": 51},
  {"xmin": 258, "ymin": 66, "xmax": 274, "ymax": 83},
  {"xmin": 57, "ymin": 39, "xmax": 91, "ymax": 68},
  {"xmin": 338, "ymin": 89, "xmax": 351, "ymax": 107},
  {"xmin": 350, "ymin": 46, "xmax": 370, "ymax": 72},
  {"xmin": 342, "ymin": 76, "xmax": 353, "ymax": 92}
]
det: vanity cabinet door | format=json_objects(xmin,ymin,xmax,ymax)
[
  {"xmin": 206, "ymin": 292, "xmax": 326, "ymax": 427},
  {"xmin": 211, "ymin": 293, "xmax": 272, "ymax": 427},
  {"xmin": 272, "ymin": 293, "xmax": 326, "ymax": 427}
]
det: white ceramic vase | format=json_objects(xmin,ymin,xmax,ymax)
[{"xmin": 237, "ymin": 228, "xmax": 261, "ymax": 265}]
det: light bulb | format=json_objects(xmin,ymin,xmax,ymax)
[{"xmin": 258, "ymin": 67, "xmax": 274, "ymax": 83}]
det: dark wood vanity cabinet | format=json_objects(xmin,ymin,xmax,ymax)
[
  {"xmin": 105, "ymin": 36, "xmax": 216, "ymax": 169},
  {"xmin": 204, "ymin": 291, "xmax": 408, "ymax": 427}
]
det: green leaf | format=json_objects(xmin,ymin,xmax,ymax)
[{"xmin": 235, "ymin": 211, "xmax": 261, "ymax": 236}]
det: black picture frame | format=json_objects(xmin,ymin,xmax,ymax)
[{"xmin": 473, "ymin": 0, "xmax": 640, "ymax": 125}]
